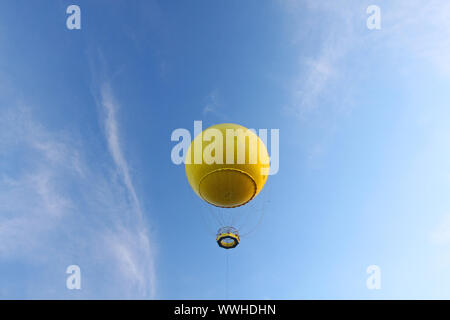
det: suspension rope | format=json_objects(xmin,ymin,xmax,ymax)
[
  {"xmin": 225, "ymin": 251, "xmax": 229, "ymax": 300},
  {"xmin": 239, "ymin": 199, "xmax": 269, "ymax": 237},
  {"xmin": 199, "ymin": 204, "xmax": 218, "ymax": 236}
]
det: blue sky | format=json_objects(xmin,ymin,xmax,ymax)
[{"xmin": 1, "ymin": 0, "xmax": 450, "ymax": 299}]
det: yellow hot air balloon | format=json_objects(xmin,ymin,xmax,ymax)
[{"xmin": 185, "ymin": 123, "xmax": 270, "ymax": 249}]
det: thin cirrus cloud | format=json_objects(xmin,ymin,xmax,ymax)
[
  {"xmin": 280, "ymin": 0, "xmax": 359, "ymax": 119},
  {"xmin": 281, "ymin": 0, "xmax": 450, "ymax": 119},
  {"xmin": 97, "ymin": 81, "xmax": 156, "ymax": 297},
  {"xmin": 277, "ymin": 0, "xmax": 450, "ymax": 168},
  {"xmin": 0, "ymin": 89, "xmax": 155, "ymax": 298},
  {"xmin": 0, "ymin": 107, "xmax": 77, "ymax": 258},
  {"xmin": 431, "ymin": 214, "xmax": 450, "ymax": 245},
  {"xmin": 202, "ymin": 89, "xmax": 230, "ymax": 121},
  {"xmin": 380, "ymin": 1, "xmax": 450, "ymax": 75}
]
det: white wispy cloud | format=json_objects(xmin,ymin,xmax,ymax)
[
  {"xmin": 101, "ymin": 83, "xmax": 143, "ymax": 217},
  {"xmin": 202, "ymin": 89, "xmax": 229, "ymax": 120},
  {"xmin": 0, "ymin": 107, "xmax": 77, "ymax": 256},
  {"xmin": 290, "ymin": 45, "xmax": 342, "ymax": 118},
  {"xmin": 281, "ymin": 0, "xmax": 450, "ymax": 118},
  {"xmin": 431, "ymin": 214, "xmax": 450, "ymax": 245},
  {"xmin": 381, "ymin": 1, "xmax": 450, "ymax": 75},
  {"xmin": 0, "ymin": 97, "xmax": 155, "ymax": 298},
  {"xmin": 279, "ymin": 0, "xmax": 450, "ymax": 166},
  {"xmin": 202, "ymin": 89, "xmax": 219, "ymax": 116},
  {"xmin": 280, "ymin": 0, "xmax": 359, "ymax": 119},
  {"xmin": 97, "ymin": 81, "xmax": 156, "ymax": 297}
]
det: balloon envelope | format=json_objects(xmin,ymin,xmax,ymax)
[{"xmin": 185, "ymin": 123, "xmax": 269, "ymax": 208}]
